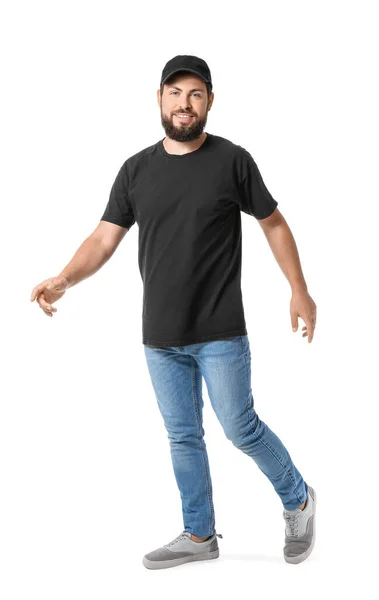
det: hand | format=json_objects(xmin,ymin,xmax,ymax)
[
  {"xmin": 30, "ymin": 276, "xmax": 69, "ymax": 317},
  {"xmin": 290, "ymin": 289, "xmax": 317, "ymax": 343}
]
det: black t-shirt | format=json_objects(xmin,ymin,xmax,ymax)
[{"xmin": 100, "ymin": 132, "xmax": 278, "ymax": 347}]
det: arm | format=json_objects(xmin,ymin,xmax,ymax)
[
  {"xmin": 257, "ymin": 208, "xmax": 307, "ymax": 292},
  {"xmin": 31, "ymin": 221, "xmax": 130, "ymax": 317},
  {"xmin": 59, "ymin": 221, "xmax": 129, "ymax": 288},
  {"xmin": 258, "ymin": 209, "xmax": 317, "ymax": 343}
]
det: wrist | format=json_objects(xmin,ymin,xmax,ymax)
[
  {"xmin": 291, "ymin": 281, "xmax": 308, "ymax": 294},
  {"xmin": 58, "ymin": 273, "xmax": 72, "ymax": 288}
]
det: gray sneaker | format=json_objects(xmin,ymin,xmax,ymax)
[
  {"xmin": 142, "ymin": 531, "xmax": 223, "ymax": 570},
  {"xmin": 283, "ymin": 485, "xmax": 317, "ymax": 564}
]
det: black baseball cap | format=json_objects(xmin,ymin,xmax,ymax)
[{"xmin": 160, "ymin": 55, "xmax": 212, "ymax": 91}]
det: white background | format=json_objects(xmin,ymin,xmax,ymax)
[{"xmin": 1, "ymin": 0, "xmax": 378, "ymax": 597}]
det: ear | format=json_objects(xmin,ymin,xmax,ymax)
[
  {"xmin": 208, "ymin": 91, "xmax": 214, "ymax": 110},
  {"xmin": 157, "ymin": 88, "xmax": 161, "ymax": 106}
]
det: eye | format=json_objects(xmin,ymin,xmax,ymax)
[{"xmin": 169, "ymin": 91, "xmax": 202, "ymax": 97}]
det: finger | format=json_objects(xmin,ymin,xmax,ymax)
[
  {"xmin": 291, "ymin": 312, "xmax": 298, "ymax": 332},
  {"xmin": 42, "ymin": 303, "xmax": 57, "ymax": 312},
  {"xmin": 38, "ymin": 298, "xmax": 56, "ymax": 316},
  {"xmin": 37, "ymin": 293, "xmax": 53, "ymax": 312},
  {"xmin": 31, "ymin": 285, "xmax": 44, "ymax": 302},
  {"xmin": 305, "ymin": 319, "xmax": 314, "ymax": 342}
]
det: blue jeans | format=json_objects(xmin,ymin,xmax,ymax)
[{"xmin": 144, "ymin": 335, "xmax": 308, "ymax": 538}]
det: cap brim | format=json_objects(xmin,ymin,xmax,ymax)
[{"xmin": 161, "ymin": 68, "xmax": 211, "ymax": 88}]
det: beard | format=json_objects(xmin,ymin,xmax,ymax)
[{"xmin": 160, "ymin": 107, "xmax": 209, "ymax": 142}]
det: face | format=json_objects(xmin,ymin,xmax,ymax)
[{"xmin": 158, "ymin": 73, "xmax": 214, "ymax": 142}]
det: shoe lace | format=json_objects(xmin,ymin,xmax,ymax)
[
  {"xmin": 283, "ymin": 511, "xmax": 301, "ymax": 537},
  {"xmin": 164, "ymin": 533, "xmax": 189, "ymax": 548},
  {"xmin": 164, "ymin": 532, "xmax": 223, "ymax": 547}
]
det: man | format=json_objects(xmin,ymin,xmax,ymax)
[{"xmin": 30, "ymin": 55, "xmax": 317, "ymax": 570}]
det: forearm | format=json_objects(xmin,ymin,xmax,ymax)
[
  {"xmin": 58, "ymin": 234, "xmax": 111, "ymax": 288},
  {"xmin": 263, "ymin": 221, "xmax": 307, "ymax": 293}
]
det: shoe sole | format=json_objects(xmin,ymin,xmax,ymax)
[
  {"xmin": 284, "ymin": 487, "xmax": 317, "ymax": 564},
  {"xmin": 143, "ymin": 548, "xmax": 219, "ymax": 570}
]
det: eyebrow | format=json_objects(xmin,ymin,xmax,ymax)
[{"xmin": 167, "ymin": 85, "xmax": 205, "ymax": 93}]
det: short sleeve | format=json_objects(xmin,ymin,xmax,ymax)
[
  {"xmin": 237, "ymin": 148, "xmax": 278, "ymax": 219},
  {"xmin": 100, "ymin": 162, "xmax": 136, "ymax": 229}
]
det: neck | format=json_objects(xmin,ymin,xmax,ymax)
[{"xmin": 163, "ymin": 132, "xmax": 207, "ymax": 156}]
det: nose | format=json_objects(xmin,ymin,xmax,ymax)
[
  {"xmin": 181, "ymin": 96, "xmax": 193, "ymax": 111},
  {"xmin": 178, "ymin": 105, "xmax": 194, "ymax": 115}
]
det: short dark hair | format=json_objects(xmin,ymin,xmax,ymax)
[{"xmin": 160, "ymin": 72, "xmax": 211, "ymax": 100}]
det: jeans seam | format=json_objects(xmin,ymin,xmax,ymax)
[
  {"xmin": 239, "ymin": 337, "xmax": 303, "ymax": 506},
  {"xmin": 191, "ymin": 356, "xmax": 214, "ymax": 537}
]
